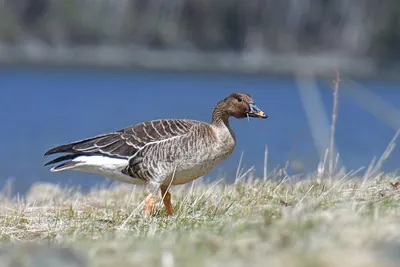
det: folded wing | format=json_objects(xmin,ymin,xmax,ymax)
[{"xmin": 44, "ymin": 119, "xmax": 196, "ymax": 170}]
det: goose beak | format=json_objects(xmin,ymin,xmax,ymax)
[{"xmin": 247, "ymin": 102, "xmax": 267, "ymax": 118}]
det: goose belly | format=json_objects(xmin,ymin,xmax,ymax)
[{"xmin": 163, "ymin": 148, "xmax": 233, "ymax": 185}]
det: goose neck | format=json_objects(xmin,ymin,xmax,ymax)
[{"xmin": 211, "ymin": 107, "xmax": 230, "ymax": 128}]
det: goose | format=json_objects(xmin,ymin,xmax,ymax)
[{"xmin": 44, "ymin": 92, "xmax": 267, "ymax": 215}]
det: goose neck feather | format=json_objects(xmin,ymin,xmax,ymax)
[{"xmin": 211, "ymin": 104, "xmax": 229, "ymax": 126}]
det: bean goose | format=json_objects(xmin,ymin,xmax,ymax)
[{"xmin": 44, "ymin": 92, "xmax": 267, "ymax": 215}]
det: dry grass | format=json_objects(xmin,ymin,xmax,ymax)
[{"xmin": 0, "ymin": 173, "xmax": 400, "ymax": 267}]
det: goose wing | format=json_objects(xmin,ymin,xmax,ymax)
[{"xmin": 44, "ymin": 119, "xmax": 198, "ymax": 166}]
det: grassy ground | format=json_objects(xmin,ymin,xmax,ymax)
[{"xmin": 1, "ymin": 172, "xmax": 400, "ymax": 267}]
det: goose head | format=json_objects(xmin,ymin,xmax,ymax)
[{"xmin": 213, "ymin": 93, "xmax": 267, "ymax": 121}]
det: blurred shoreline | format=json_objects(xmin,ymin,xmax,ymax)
[
  {"xmin": 2, "ymin": 1, "xmax": 400, "ymax": 80},
  {"xmin": 1, "ymin": 44, "xmax": 400, "ymax": 80}
]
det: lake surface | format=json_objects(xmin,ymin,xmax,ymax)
[{"xmin": 1, "ymin": 66, "xmax": 400, "ymax": 194}]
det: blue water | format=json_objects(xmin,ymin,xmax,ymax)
[{"xmin": 1, "ymin": 66, "xmax": 400, "ymax": 194}]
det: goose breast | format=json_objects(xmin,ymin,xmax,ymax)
[{"xmin": 127, "ymin": 122, "xmax": 236, "ymax": 185}]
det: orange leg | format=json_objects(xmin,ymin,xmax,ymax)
[
  {"xmin": 161, "ymin": 186, "xmax": 174, "ymax": 216},
  {"xmin": 144, "ymin": 194, "xmax": 156, "ymax": 215}
]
